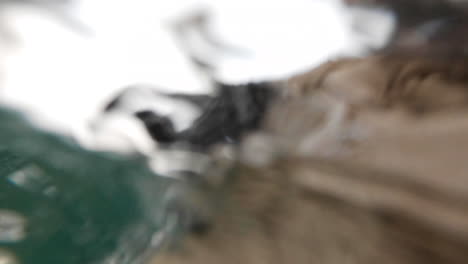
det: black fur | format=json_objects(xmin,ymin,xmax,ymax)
[{"xmin": 134, "ymin": 82, "xmax": 278, "ymax": 150}]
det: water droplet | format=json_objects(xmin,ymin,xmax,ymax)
[
  {"xmin": 43, "ymin": 186, "xmax": 58, "ymax": 197},
  {"xmin": 0, "ymin": 210, "xmax": 27, "ymax": 243},
  {"xmin": 0, "ymin": 249, "xmax": 19, "ymax": 264},
  {"xmin": 7, "ymin": 164, "xmax": 52, "ymax": 194}
]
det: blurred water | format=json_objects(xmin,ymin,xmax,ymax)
[{"xmin": 0, "ymin": 108, "xmax": 175, "ymax": 264}]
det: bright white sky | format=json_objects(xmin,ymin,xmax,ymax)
[{"xmin": 0, "ymin": 0, "xmax": 393, "ymax": 140}]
